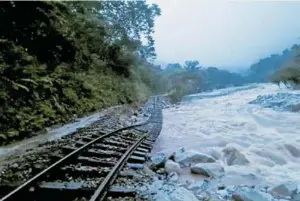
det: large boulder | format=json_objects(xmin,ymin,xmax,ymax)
[
  {"xmin": 269, "ymin": 181, "xmax": 298, "ymax": 199},
  {"xmin": 233, "ymin": 187, "xmax": 273, "ymax": 201},
  {"xmin": 175, "ymin": 150, "xmax": 215, "ymax": 167},
  {"xmin": 222, "ymin": 146, "xmax": 249, "ymax": 166},
  {"xmin": 169, "ymin": 187, "xmax": 199, "ymax": 201},
  {"xmin": 164, "ymin": 160, "xmax": 181, "ymax": 175},
  {"xmin": 190, "ymin": 163, "xmax": 224, "ymax": 178}
]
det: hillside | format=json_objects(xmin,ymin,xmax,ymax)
[{"xmin": 0, "ymin": 1, "xmax": 163, "ymax": 144}]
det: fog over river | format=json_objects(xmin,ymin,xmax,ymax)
[{"xmin": 152, "ymin": 83, "xmax": 300, "ymax": 186}]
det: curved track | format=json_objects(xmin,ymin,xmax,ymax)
[{"xmin": 0, "ymin": 97, "xmax": 163, "ymax": 201}]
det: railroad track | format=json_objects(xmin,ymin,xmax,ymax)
[{"xmin": 0, "ymin": 97, "xmax": 163, "ymax": 201}]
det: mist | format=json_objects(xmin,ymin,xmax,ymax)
[{"xmin": 150, "ymin": 0, "xmax": 300, "ymax": 69}]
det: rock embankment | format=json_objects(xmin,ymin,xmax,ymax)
[
  {"xmin": 146, "ymin": 147, "xmax": 300, "ymax": 201},
  {"xmin": 249, "ymin": 93, "xmax": 300, "ymax": 112}
]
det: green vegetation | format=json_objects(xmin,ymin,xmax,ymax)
[
  {"xmin": 271, "ymin": 48, "xmax": 300, "ymax": 87},
  {"xmin": 245, "ymin": 45, "xmax": 298, "ymax": 83},
  {"xmin": 161, "ymin": 62, "xmax": 245, "ymax": 103},
  {"xmin": 0, "ymin": 1, "xmax": 163, "ymax": 144}
]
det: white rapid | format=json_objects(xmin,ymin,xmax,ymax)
[{"xmin": 152, "ymin": 84, "xmax": 300, "ymax": 186}]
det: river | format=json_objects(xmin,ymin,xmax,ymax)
[{"xmin": 152, "ymin": 83, "xmax": 300, "ymax": 186}]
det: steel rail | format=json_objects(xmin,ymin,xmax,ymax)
[
  {"xmin": 90, "ymin": 135, "xmax": 147, "ymax": 201},
  {"xmin": 0, "ymin": 122, "xmax": 147, "ymax": 201}
]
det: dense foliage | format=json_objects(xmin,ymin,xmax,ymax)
[
  {"xmin": 272, "ymin": 48, "xmax": 300, "ymax": 87},
  {"xmin": 245, "ymin": 45, "xmax": 298, "ymax": 83},
  {"xmin": 0, "ymin": 1, "xmax": 162, "ymax": 144},
  {"xmin": 162, "ymin": 44, "xmax": 300, "ymax": 102}
]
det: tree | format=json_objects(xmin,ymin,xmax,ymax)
[
  {"xmin": 99, "ymin": 0, "xmax": 161, "ymax": 60},
  {"xmin": 184, "ymin": 60, "xmax": 200, "ymax": 70},
  {"xmin": 165, "ymin": 63, "xmax": 182, "ymax": 72}
]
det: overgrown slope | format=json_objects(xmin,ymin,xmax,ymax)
[{"xmin": 0, "ymin": 1, "xmax": 162, "ymax": 144}]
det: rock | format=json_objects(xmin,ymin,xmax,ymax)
[
  {"xmin": 208, "ymin": 148, "xmax": 222, "ymax": 160},
  {"xmin": 175, "ymin": 150, "xmax": 216, "ymax": 167},
  {"xmin": 143, "ymin": 166, "xmax": 155, "ymax": 176},
  {"xmin": 222, "ymin": 146, "xmax": 249, "ymax": 166},
  {"xmin": 195, "ymin": 191, "xmax": 211, "ymax": 201},
  {"xmin": 270, "ymin": 181, "xmax": 298, "ymax": 198},
  {"xmin": 168, "ymin": 172, "xmax": 179, "ymax": 183},
  {"xmin": 233, "ymin": 187, "xmax": 273, "ymax": 201},
  {"xmin": 11, "ymin": 163, "xmax": 19, "ymax": 169},
  {"xmin": 218, "ymin": 189, "xmax": 232, "ymax": 200},
  {"xmin": 190, "ymin": 163, "xmax": 224, "ymax": 178},
  {"xmin": 157, "ymin": 168, "xmax": 165, "ymax": 174},
  {"xmin": 149, "ymin": 152, "xmax": 167, "ymax": 170},
  {"xmin": 164, "ymin": 160, "xmax": 181, "ymax": 175},
  {"xmin": 33, "ymin": 163, "xmax": 44, "ymax": 170},
  {"xmin": 153, "ymin": 191, "xmax": 172, "ymax": 201},
  {"xmin": 249, "ymin": 93, "xmax": 300, "ymax": 112},
  {"xmin": 187, "ymin": 180, "xmax": 209, "ymax": 192},
  {"xmin": 169, "ymin": 187, "xmax": 199, "ymax": 201}
]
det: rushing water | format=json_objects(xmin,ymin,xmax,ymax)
[{"xmin": 152, "ymin": 83, "xmax": 300, "ymax": 185}]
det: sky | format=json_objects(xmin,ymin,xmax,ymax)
[{"xmin": 148, "ymin": 0, "xmax": 300, "ymax": 69}]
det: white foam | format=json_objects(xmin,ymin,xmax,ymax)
[{"xmin": 152, "ymin": 83, "xmax": 300, "ymax": 185}]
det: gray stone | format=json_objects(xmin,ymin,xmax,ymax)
[
  {"xmin": 11, "ymin": 163, "xmax": 19, "ymax": 168},
  {"xmin": 209, "ymin": 149, "xmax": 222, "ymax": 160},
  {"xmin": 169, "ymin": 187, "xmax": 199, "ymax": 201},
  {"xmin": 143, "ymin": 166, "xmax": 155, "ymax": 176},
  {"xmin": 222, "ymin": 146, "xmax": 249, "ymax": 166},
  {"xmin": 191, "ymin": 163, "xmax": 224, "ymax": 178},
  {"xmin": 176, "ymin": 150, "xmax": 216, "ymax": 167},
  {"xmin": 270, "ymin": 181, "xmax": 298, "ymax": 198},
  {"xmin": 218, "ymin": 189, "xmax": 232, "ymax": 199},
  {"xmin": 195, "ymin": 191, "xmax": 210, "ymax": 200},
  {"xmin": 153, "ymin": 191, "xmax": 171, "ymax": 201},
  {"xmin": 149, "ymin": 152, "xmax": 167, "ymax": 169},
  {"xmin": 187, "ymin": 180, "xmax": 208, "ymax": 192},
  {"xmin": 233, "ymin": 187, "xmax": 273, "ymax": 201},
  {"xmin": 168, "ymin": 172, "xmax": 179, "ymax": 183}
]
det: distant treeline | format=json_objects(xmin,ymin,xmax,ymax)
[
  {"xmin": 160, "ymin": 44, "xmax": 300, "ymax": 102},
  {"xmin": 157, "ymin": 61, "xmax": 245, "ymax": 102}
]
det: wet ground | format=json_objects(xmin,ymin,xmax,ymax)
[
  {"xmin": 152, "ymin": 83, "xmax": 300, "ymax": 185},
  {"xmin": 0, "ymin": 103, "xmax": 147, "ymax": 167}
]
